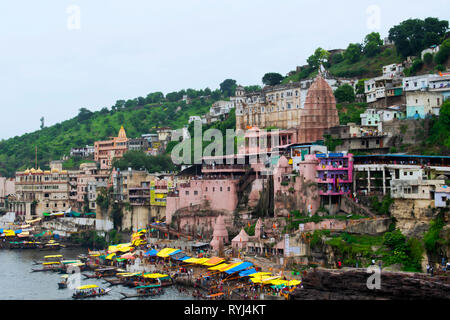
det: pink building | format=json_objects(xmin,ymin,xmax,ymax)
[
  {"xmin": 273, "ymin": 154, "xmax": 321, "ymax": 217},
  {"xmin": 166, "ymin": 178, "xmax": 239, "ymax": 225},
  {"xmin": 315, "ymin": 152, "xmax": 353, "ymax": 213}
]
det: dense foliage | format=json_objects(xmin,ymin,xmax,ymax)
[
  {"xmin": 262, "ymin": 73, "xmax": 284, "ymax": 86},
  {"xmin": 388, "ymin": 18, "xmax": 448, "ymax": 57},
  {"xmin": 112, "ymin": 151, "xmax": 177, "ymax": 173},
  {"xmin": 334, "ymin": 84, "xmax": 356, "ymax": 103},
  {"xmin": 0, "ymin": 86, "xmax": 231, "ymax": 177}
]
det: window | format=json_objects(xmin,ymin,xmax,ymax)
[
  {"xmin": 185, "ymin": 191, "xmax": 189, "ymax": 195},
  {"xmin": 404, "ymin": 172, "xmax": 407, "ymax": 176},
  {"xmin": 205, "ymin": 187, "xmax": 208, "ymax": 192},
  {"xmin": 410, "ymin": 172, "xmax": 413, "ymax": 175},
  {"xmin": 220, "ymin": 187, "xmax": 223, "ymax": 192},
  {"xmin": 194, "ymin": 190, "xmax": 198, "ymax": 195},
  {"xmin": 227, "ymin": 187, "xmax": 230, "ymax": 192}
]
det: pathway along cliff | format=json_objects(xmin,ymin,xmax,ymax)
[{"xmin": 289, "ymin": 268, "xmax": 450, "ymax": 300}]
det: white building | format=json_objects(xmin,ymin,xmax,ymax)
[
  {"xmin": 188, "ymin": 116, "xmax": 201, "ymax": 124},
  {"xmin": 421, "ymin": 45, "xmax": 440, "ymax": 60},
  {"xmin": 383, "ymin": 64, "xmax": 404, "ymax": 78},
  {"xmin": 403, "ymin": 74, "xmax": 438, "ymax": 92}
]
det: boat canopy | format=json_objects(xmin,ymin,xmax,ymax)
[
  {"xmin": 143, "ymin": 273, "xmax": 169, "ymax": 279},
  {"xmin": 76, "ymin": 284, "xmax": 98, "ymax": 290},
  {"xmin": 136, "ymin": 284, "xmax": 160, "ymax": 289},
  {"xmin": 45, "ymin": 255, "xmax": 63, "ymax": 259},
  {"xmin": 43, "ymin": 262, "xmax": 61, "ymax": 265}
]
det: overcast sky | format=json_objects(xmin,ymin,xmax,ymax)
[{"xmin": 0, "ymin": 0, "xmax": 448, "ymax": 140}]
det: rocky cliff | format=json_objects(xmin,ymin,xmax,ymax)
[{"xmin": 290, "ymin": 268, "xmax": 450, "ymax": 300}]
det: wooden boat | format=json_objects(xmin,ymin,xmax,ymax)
[
  {"xmin": 82, "ymin": 267, "xmax": 123, "ymax": 279},
  {"xmin": 72, "ymin": 285, "xmax": 111, "ymax": 299},
  {"xmin": 31, "ymin": 261, "xmax": 61, "ymax": 272},
  {"xmin": 33, "ymin": 254, "xmax": 63, "ymax": 265},
  {"xmin": 119, "ymin": 285, "xmax": 163, "ymax": 300}
]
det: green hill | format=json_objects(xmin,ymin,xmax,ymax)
[{"xmin": 0, "ymin": 95, "xmax": 222, "ymax": 177}]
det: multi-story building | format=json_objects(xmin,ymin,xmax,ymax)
[
  {"xmin": 429, "ymin": 74, "xmax": 450, "ymax": 101},
  {"xmin": 0, "ymin": 177, "xmax": 15, "ymax": 212},
  {"xmin": 324, "ymin": 123, "xmax": 388, "ymax": 153},
  {"xmin": 405, "ymin": 91, "xmax": 444, "ymax": 118},
  {"xmin": 234, "ymin": 75, "xmax": 346, "ymax": 133},
  {"xmin": 13, "ymin": 161, "xmax": 72, "ymax": 219},
  {"xmin": 111, "ymin": 168, "xmax": 176, "ymax": 231},
  {"xmin": 70, "ymin": 145, "xmax": 94, "ymax": 158},
  {"xmin": 127, "ymin": 138, "xmax": 149, "ymax": 152},
  {"xmin": 365, "ymin": 74, "xmax": 404, "ymax": 108},
  {"xmin": 315, "ymin": 152, "xmax": 354, "ymax": 210},
  {"xmin": 202, "ymin": 100, "xmax": 235, "ymax": 125},
  {"xmin": 76, "ymin": 162, "xmax": 108, "ymax": 212},
  {"xmin": 94, "ymin": 126, "xmax": 128, "ymax": 170},
  {"xmin": 353, "ymin": 154, "xmax": 450, "ymax": 197}
]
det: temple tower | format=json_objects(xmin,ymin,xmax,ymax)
[{"xmin": 297, "ymin": 75, "xmax": 339, "ymax": 143}]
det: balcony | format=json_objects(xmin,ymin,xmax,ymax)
[
  {"xmin": 316, "ymin": 165, "xmax": 349, "ymax": 171},
  {"xmin": 316, "ymin": 178, "xmax": 352, "ymax": 184},
  {"xmin": 202, "ymin": 164, "xmax": 249, "ymax": 173}
]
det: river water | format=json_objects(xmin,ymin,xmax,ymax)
[{"xmin": 0, "ymin": 248, "xmax": 193, "ymax": 300}]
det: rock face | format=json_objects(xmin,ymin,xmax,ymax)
[
  {"xmin": 345, "ymin": 218, "xmax": 392, "ymax": 235},
  {"xmin": 290, "ymin": 268, "xmax": 450, "ymax": 300},
  {"xmin": 390, "ymin": 199, "xmax": 437, "ymax": 238}
]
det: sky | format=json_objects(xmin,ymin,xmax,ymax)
[{"xmin": 0, "ymin": 0, "xmax": 448, "ymax": 140}]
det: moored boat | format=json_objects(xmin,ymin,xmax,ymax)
[{"xmin": 72, "ymin": 285, "xmax": 111, "ymax": 299}]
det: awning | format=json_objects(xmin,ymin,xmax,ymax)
[
  {"xmin": 219, "ymin": 262, "xmax": 242, "ymax": 272},
  {"xmin": 144, "ymin": 249, "xmax": 159, "ymax": 256},
  {"xmin": 239, "ymin": 268, "xmax": 257, "ymax": 277},
  {"xmin": 202, "ymin": 257, "xmax": 225, "ymax": 267},
  {"xmin": 106, "ymin": 253, "xmax": 116, "ymax": 260},
  {"xmin": 168, "ymin": 249, "xmax": 182, "ymax": 256},
  {"xmin": 156, "ymin": 248, "xmax": 178, "ymax": 258},
  {"xmin": 208, "ymin": 263, "xmax": 229, "ymax": 271},
  {"xmin": 225, "ymin": 262, "xmax": 253, "ymax": 274}
]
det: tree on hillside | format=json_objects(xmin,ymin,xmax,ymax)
[
  {"xmin": 356, "ymin": 79, "xmax": 368, "ymax": 95},
  {"xmin": 344, "ymin": 43, "xmax": 362, "ymax": 63},
  {"xmin": 112, "ymin": 100, "xmax": 125, "ymax": 112},
  {"xmin": 245, "ymin": 85, "xmax": 262, "ymax": 92},
  {"xmin": 334, "ymin": 84, "xmax": 355, "ymax": 103},
  {"xmin": 77, "ymin": 108, "xmax": 93, "ymax": 122},
  {"xmin": 389, "ymin": 18, "xmax": 448, "ymax": 57},
  {"xmin": 146, "ymin": 92, "xmax": 164, "ymax": 104},
  {"xmin": 166, "ymin": 91, "xmax": 181, "ymax": 102},
  {"xmin": 434, "ymin": 39, "xmax": 450, "ymax": 65},
  {"xmin": 428, "ymin": 100, "xmax": 450, "ymax": 149},
  {"xmin": 262, "ymin": 73, "xmax": 284, "ymax": 86},
  {"xmin": 307, "ymin": 47, "xmax": 330, "ymax": 70},
  {"xmin": 219, "ymin": 79, "xmax": 237, "ymax": 97},
  {"xmin": 363, "ymin": 32, "xmax": 383, "ymax": 57}
]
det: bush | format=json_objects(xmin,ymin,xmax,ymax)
[
  {"xmin": 423, "ymin": 217, "xmax": 445, "ymax": 254},
  {"xmin": 423, "ymin": 52, "xmax": 433, "ymax": 65}
]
